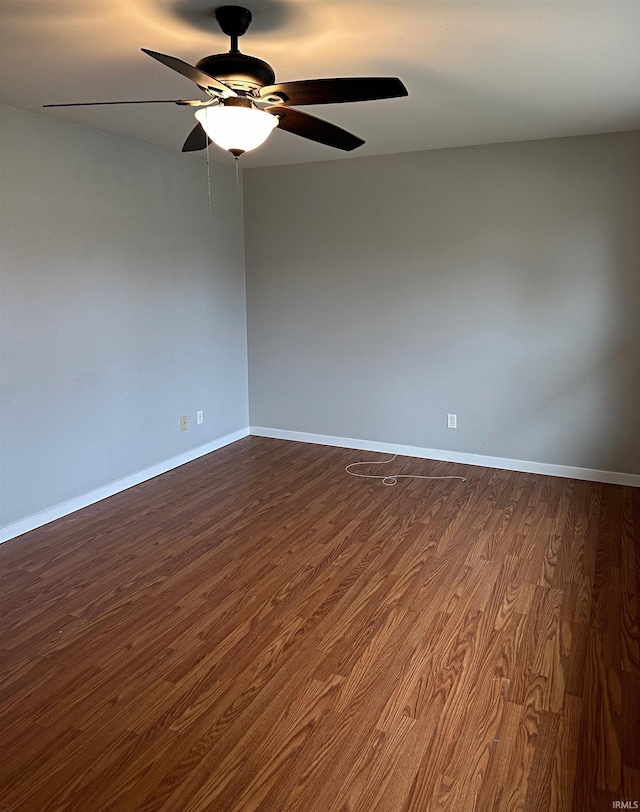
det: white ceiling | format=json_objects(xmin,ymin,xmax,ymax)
[{"xmin": 1, "ymin": 0, "xmax": 639, "ymax": 168}]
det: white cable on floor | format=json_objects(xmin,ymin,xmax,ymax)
[{"xmin": 345, "ymin": 454, "xmax": 467, "ymax": 486}]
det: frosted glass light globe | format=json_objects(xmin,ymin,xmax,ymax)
[{"xmin": 195, "ymin": 105, "xmax": 278, "ymax": 155}]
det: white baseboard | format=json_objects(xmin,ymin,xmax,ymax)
[
  {"xmin": 0, "ymin": 428, "xmax": 250, "ymax": 544},
  {"xmin": 4, "ymin": 424, "xmax": 636, "ymax": 545},
  {"xmin": 250, "ymin": 426, "xmax": 640, "ymax": 488}
]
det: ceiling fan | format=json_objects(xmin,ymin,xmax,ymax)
[{"xmin": 44, "ymin": 5, "xmax": 408, "ymax": 159}]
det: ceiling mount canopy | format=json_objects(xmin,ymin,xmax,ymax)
[
  {"xmin": 44, "ymin": 4, "xmax": 408, "ymax": 160},
  {"xmin": 214, "ymin": 5, "xmax": 253, "ymax": 51}
]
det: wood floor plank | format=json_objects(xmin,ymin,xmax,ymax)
[{"xmin": 0, "ymin": 436, "xmax": 638, "ymax": 811}]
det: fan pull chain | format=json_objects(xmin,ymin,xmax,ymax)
[
  {"xmin": 205, "ymin": 138, "xmax": 212, "ymax": 217},
  {"xmin": 235, "ymin": 157, "xmax": 239, "ymax": 190}
]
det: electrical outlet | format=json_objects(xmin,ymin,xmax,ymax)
[
  {"xmin": 180, "ymin": 415, "xmax": 188, "ymax": 431},
  {"xmin": 197, "ymin": 410, "xmax": 203, "ymax": 425},
  {"xmin": 447, "ymin": 414, "xmax": 457, "ymax": 429}
]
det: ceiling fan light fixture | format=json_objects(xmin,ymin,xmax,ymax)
[
  {"xmin": 195, "ymin": 101, "xmax": 277, "ymax": 157},
  {"xmin": 44, "ymin": 6, "xmax": 408, "ymax": 157}
]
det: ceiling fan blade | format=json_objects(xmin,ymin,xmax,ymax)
[
  {"xmin": 259, "ymin": 77, "xmax": 407, "ymax": 106},
  {"xmin": 267, "ymin": 107, "xmax": 364, "ymax": 151},
  {"xmin": 43, "ymin": 99, "xmax": 204, "ymax": 107},
  {"xmin": 142, "ymin": 49, "xmax": 236, "ymax": 98},
  {"xmin": 182, "ymin": 123, "xmax": 211, "ymax": 153}
]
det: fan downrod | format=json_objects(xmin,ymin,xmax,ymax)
[{"xmin": 215, "ymin": 6, "xmax": 252, "ymax": 52}]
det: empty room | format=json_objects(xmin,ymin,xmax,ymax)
[{"xmin": 1, "ymin": 1, "xmax": 639, "ymax": 810}]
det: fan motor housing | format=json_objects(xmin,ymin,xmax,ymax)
[{"xmin": 196, "ymin": 53, "xmax": 275, "ymax": 92}]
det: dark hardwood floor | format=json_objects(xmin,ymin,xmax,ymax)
[{"xmin": 0, "ymin": 436, "xmax": 638, "ymax": 811}]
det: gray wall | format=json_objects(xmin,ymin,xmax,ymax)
[
  {"xmin": 244, "ymin": 131, "xmax": 640, "ymax": 475},
  {"xmin": 0, "ymin": 104, "xmax": 248, "ymax": 528}
]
